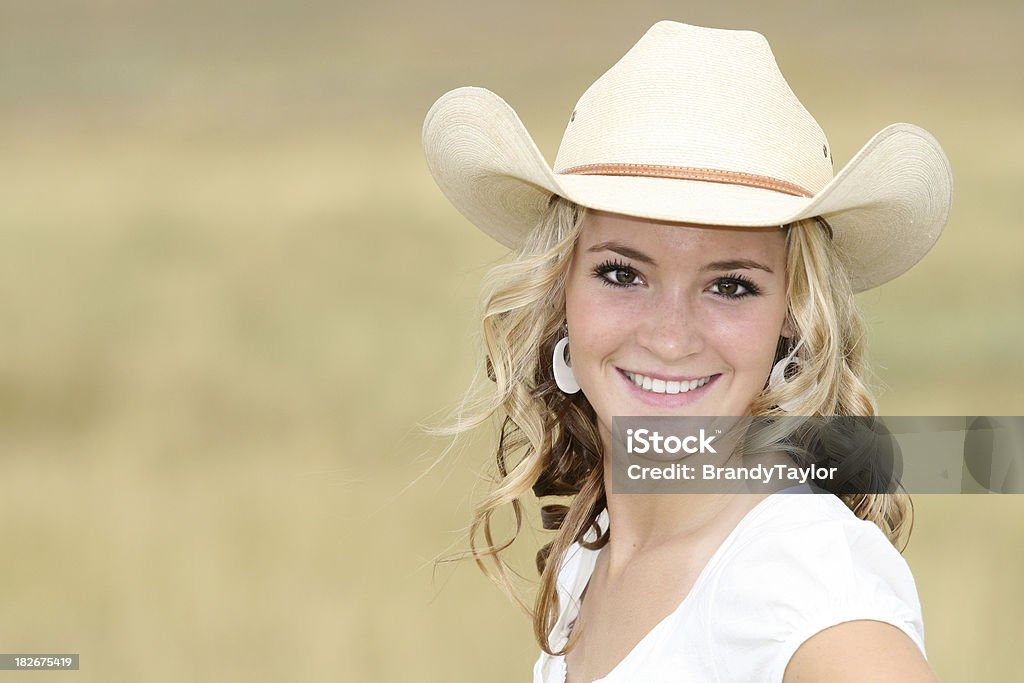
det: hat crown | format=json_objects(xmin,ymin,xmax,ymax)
[{"xmin": 553, "ymin": 22, "xmax": 833, "ymax": 195}]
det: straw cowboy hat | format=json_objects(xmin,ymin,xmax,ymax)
[{"xmin": 422, "ymin": 21, "xmax": 952, "ymax": 292}]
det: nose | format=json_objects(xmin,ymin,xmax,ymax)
[{"xmin": 634, "ymin": 290, "xmax": 705, "ymax": 363}]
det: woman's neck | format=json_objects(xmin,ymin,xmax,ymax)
[{"xmin": 596, "ymin": 447, "xmax": 793, "ymax": 575}]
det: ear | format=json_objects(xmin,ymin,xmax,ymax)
[{"xmin": 780, "ymin": 313, "xmax": 795, "ymax": 339}]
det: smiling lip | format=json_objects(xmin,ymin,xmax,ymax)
[
  {"xmin": 617, "ymin": 368, "xmax": 719, "ymax": 405},
  {"xmin": 623, "ymin": 369, "xmax": 714, "ymax": 393}
]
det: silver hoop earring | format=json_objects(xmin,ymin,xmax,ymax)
[
  {"xmin": 552, "ymin": 337, "xmax": 580, "ymax": 394},
  {"xmin": 768, "ymin": 340, "xmax": 816, "ymax": 412}
]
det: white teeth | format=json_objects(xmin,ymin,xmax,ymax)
[{"xmin": 625, "ymin": 372, "xmax": 712, "ymax": 395}]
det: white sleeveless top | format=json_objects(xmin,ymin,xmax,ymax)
[{"xmin": 532, "ymin": 486, "xmax": 926, "ymax": 682}]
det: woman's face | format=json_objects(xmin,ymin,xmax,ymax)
[{"xmin": 564, "ymin": 209, "xmax": 791, "ymax": 434}]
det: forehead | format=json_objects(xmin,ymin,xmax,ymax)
[{"xmin": 578, "ymin": 209, "xmax": 786, "ymax": 263}]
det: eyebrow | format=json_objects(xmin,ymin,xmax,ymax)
[
  {"xmin": 586, "ymin": 242, "xmax": 774, "ymax": 274},
  {"xmin": 701, "ymin": 259, "xmax": 775, "ymax": 274},
  {"xmin": 586, "ymin": 241, "xmax": 656, "ymax": 265}
]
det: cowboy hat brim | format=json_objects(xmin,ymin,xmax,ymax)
[{"xmin": 423, "ymin": 87, "xmax": 952, "ymax": 292}]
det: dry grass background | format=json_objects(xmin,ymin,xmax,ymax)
[{"xmin": 0, "ymin": 1, "xmax": 1022, "ymax": 680}]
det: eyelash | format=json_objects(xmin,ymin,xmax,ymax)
[
  {"xmin": 591, "ymin": 261, "xmax": 761, "ymax": 299},
  {"xmin": 711, "ymin": 272, "xmax": 761, "ymax": 299},
  {"xmin": 592, "ymin": 259, "xmax": 641, "ymax": 288}
]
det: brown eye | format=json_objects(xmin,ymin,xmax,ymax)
[
  {"xmin": 614, "ymin": 269, "xmax": 637, "ymax": 285},
  {"xmin": 710, "ymin": 277, "xmax": 757, "ymax": 298},
  {"xmin": 718, "ymin": 281, "xmax": 738, "ymax": 296},
  {"xmin": 592, "ymin": 260, "xmax": 645, "ymax": 288}
]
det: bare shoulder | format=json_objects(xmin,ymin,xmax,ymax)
[{"xmin": 782, "ymin": 619, "xmax": 938, "ymax": 682}]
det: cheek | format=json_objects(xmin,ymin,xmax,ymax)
[
  {"xmin": 706, "ymin": 303, "xmax": 787, "ymax": 369},
  {"xmin": 564, "ymin": 282, "xmax": 641, "ymax": 377},
  {"xmin": 568, "ymin": 291, "xmax": 632, "ymax": 331},
  {"xmin": 566, "ymin": 285, "xmax": 610, "ymax": 364}
]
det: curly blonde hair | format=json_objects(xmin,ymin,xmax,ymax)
[{"xmin": 442, "ymin": 196, "xmax": 912, "ymax": 656}]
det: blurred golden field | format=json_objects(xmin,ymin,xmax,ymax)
[{"xmin": 1, "ymin": 1, "xmax": 1022, "ymax": 681}]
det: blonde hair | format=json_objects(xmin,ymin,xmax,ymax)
[{"xmin": 443, "ymin": 196, "xmax": 912, "ymax": 656}]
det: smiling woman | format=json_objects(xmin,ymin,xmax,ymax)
[
  {"xmin": 423, "ymin": 21, "xmax": 950, "ymax": 683},
  {"xmin": 566, "ymin": 211, "xmax": 792, "ymax": 420}
]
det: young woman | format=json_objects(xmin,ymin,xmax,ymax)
[{"xmin": 423, "ymin": 21, "xmax": 951, "ymax": 682}]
